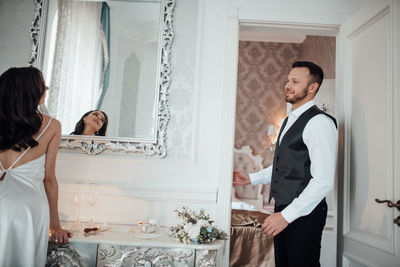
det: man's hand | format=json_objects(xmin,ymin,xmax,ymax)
[
  {"xmin": 261, "ymin": 212, "xmax": 289, "ymax": 237},
  {"xmin": 233, "ymin": 169, "xmax": 251, "ymax": 186}
]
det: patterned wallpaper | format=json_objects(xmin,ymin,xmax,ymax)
[
  {"xmin": 166, "ymin": 0, "xmax": 198, "ymax": 159},
  {"xmin": 235, "ymin": 41, "xmax": 301, "ymax": 167},
  {"xmin": 234, "ymin": 37, "xmax": 336, "ymax": 168}
]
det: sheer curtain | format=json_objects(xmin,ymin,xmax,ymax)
[
  {"xmin": 48, "ymin": 0, "xmax": 102, "ymax": 134},
  {"xmin": 97, "ymin": 2, "xmax": 110, "ymax": 110}
]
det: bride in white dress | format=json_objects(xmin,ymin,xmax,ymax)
[{"xmin": 0, "ymin": 67, "xmax": 71, "ymax": 267}]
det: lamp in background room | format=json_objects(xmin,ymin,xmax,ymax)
[{"xmin": 266, "ymin": 124, "xmax": 276, "ymax": 151}]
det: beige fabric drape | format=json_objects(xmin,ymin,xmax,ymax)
[{"xmin": 230, "ymin": 209, "xmax": 275, "ymax": 267}]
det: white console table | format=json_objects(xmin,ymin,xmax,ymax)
[{"xmin": 46, "ymin": 222, "xmax": 224, "ymax": 267}]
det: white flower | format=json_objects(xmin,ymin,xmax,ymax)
[
  {"xmin": 184, "ymin": 223, "xmax": 201, "ymax": 239},
  {"xmin": 183, "ymin": 223, "xmax": 191, "ymax": 231},
  {"xmin": 197, "ymin": 219, "xmax": 210, "ymax": 227}
]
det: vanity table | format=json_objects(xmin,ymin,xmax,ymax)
[{"xmin": 47, "ymin": 222, "xmax": 224, "ymax": 267}]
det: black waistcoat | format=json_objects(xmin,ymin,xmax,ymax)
[{"xmin": 269, "ymin": 105, "xmax": 337, "ymax": 207}]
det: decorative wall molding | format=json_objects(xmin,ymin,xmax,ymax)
[
  {"xmin": 346, "ymin": 3, "xmax": 390, "ymax": 39},
  {"xmin": 239, "ymin": 22, "xmax": 339, "ymax": 37},
  {"xmin": 344, "ymin": 230, "xmax": 392, "ymax": 253},
  {"xmin": 342, "ymin": 252, "xmax": 379, "ymax": 267},
  {"xmin": 238, "ymin": 8, "xmax": 346, "ymax": 26},
  {"xmin": 59, "ymin": 182, "xmax": 218, "ymax": 203},
  {"xmin": 239, "ymin": 31, "xmax": 306, "ymax": 43}
]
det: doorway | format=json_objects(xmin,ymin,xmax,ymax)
[
  {"xmin": 230, "ymin": 24, "xmax": 338, "ymax": 267},
  {"xmin": 221, "ymin": 1, "xmax": 400, "ymax": 266}
]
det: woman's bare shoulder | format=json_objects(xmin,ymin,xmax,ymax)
[{"xmin": 41, "ymin": 115, "xmax": 61, "ymax": 135}]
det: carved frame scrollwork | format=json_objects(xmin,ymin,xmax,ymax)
[
  {"xmin": 29, "ymin": 0, "xmax": 175, "ymax": 157},
  {"xmin": 29, "ymin": 0, "xmax": 46, "ymax": 68},
  {"xmin": 195, "ymin": 249, "xmax": 218, "ymax": 267},
  {"xmin": 46, "ymin": 245, "xmax": 85, "ymax": 267}
]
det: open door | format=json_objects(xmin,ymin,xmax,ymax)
[{"xmin": 337, "ymin": 0, "xmax": 400, "ymax": 265}]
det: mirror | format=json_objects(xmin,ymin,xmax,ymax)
[{"xmin": 29, "ymin": 0, "xmax": 175, "ymax": 156}]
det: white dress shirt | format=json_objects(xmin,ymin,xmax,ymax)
[{"xmin": 249, "ymin": 100, "xmax": 338, "ymax": 223}]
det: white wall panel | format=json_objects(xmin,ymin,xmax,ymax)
[{"xmin": 344, "ymin": 9, "xmax": 394, "ymax": 253}]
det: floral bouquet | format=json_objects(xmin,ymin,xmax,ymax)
[{"xmin": 170, "ymin": 207, "xmax": 228, "ymax": 244}]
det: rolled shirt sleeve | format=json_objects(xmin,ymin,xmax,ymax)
[{"xmin": 281, "ymin": 114, "xmax": 338, "ymax": 223}]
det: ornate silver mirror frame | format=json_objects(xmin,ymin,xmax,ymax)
[{"xmin": 29, "ymin": 0, "xmax": 175, "ymax": 157}]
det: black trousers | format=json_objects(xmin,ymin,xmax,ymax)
[{"xmin": 273, "ymin": 199, "xmax": 327, "ymax": 267}]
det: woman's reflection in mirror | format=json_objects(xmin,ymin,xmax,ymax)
[{"xmin": 70, "ymin": 110, "xmax": 108, "ymax": 136}]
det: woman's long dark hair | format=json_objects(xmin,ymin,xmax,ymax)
[
  {"xmin": 0, "ymin": 67, "xmax": 45, "ymax": 151},
  {"xmin": 70, "ymin": 110, "xmax": 108, "ymax": 136}
]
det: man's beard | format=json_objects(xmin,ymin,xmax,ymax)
[{"xmin": 285, "ymin": 86, "xmax": 308, "ymax": 104}]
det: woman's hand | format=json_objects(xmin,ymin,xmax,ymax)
[
  {"xmin": 233, "ymin": 169, "xmax": 251, "ymax": 186},
  {"xmin": 50, "ymin": 227, "xmax": 72, "ymax": 245}
]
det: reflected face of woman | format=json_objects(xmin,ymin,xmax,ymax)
[{"xmin": 84, "ymin": 111, "xmax": 105, "ymax": 132}]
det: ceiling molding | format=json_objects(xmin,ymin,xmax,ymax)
[{"xmin": 239, "ymin": 31, "xmax": 306, "ymax": 43}]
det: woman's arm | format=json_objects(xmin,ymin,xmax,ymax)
[{"xmin": 43, "ymin": 119, "xmax": 72, "ymax": 244}]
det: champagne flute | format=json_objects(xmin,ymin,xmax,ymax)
[
  {"xmin": 88, "ymin": 182, "xmax": 98, "ymax": 226},
  {"xmin": 72, "ymin": 182, "xmax": 83, "ymax": 230}
]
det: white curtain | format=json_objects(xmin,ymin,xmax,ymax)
[{"xmin": 48, "ymin": 0, "xmax": 102, "ymax": 134}]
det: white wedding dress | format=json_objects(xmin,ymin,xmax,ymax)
[{"xmin": 0, "ymin": 118, "xmax": 52, "ymax": 267}]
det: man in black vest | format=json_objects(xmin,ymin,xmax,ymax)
[{"xmin": 233, "ymin": 61, "xmax": 337, "ymax": 267}]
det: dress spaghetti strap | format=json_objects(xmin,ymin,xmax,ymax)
[
  {"xmin": 2, "ymin": 117, "xmax": 53, "ymax": 172},
  {"xmin": 35, "ymin": 117, "xmax": 53, "ymax": 141}
]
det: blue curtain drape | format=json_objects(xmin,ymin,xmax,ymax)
[{"xmin": 97, "ymin": 2, "xmax": 110, "ymax": 110}]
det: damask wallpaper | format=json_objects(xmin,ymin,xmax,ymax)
[
  {"xmin": 166, "ymin": 0, "xmax": 198, "ymax": 159},
  {"xmin": 235, "ymin": 41, "xmax": 301, "ymax": 168}
]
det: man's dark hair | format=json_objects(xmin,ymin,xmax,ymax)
[{"xmin": 292, "ymin": 61, "xmax": 324, "ymax": 92}]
